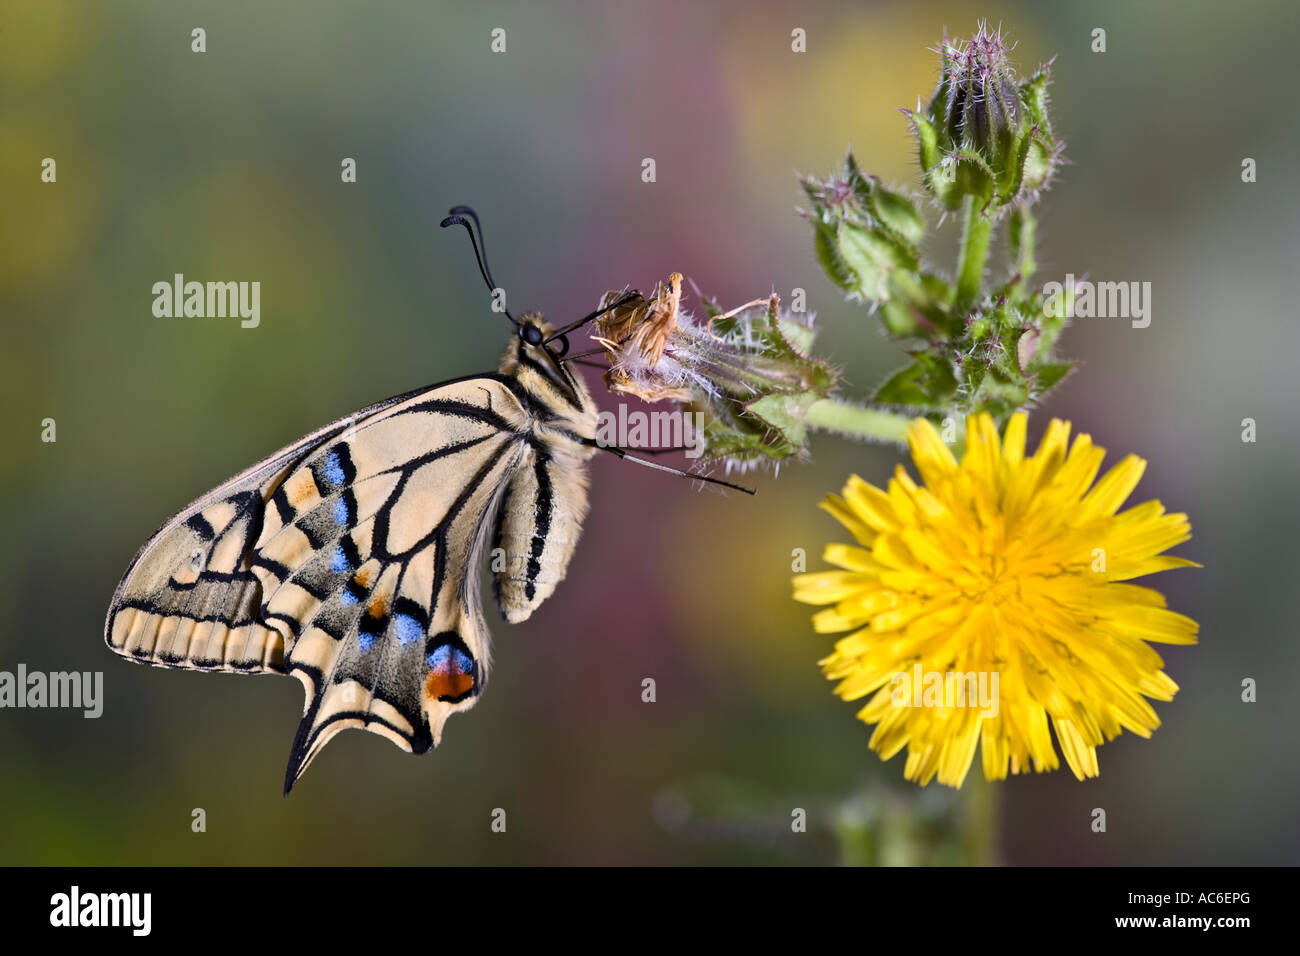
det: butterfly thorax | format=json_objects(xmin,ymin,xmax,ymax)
[{"xmin": 497, "ymin": 313, "xmax": 598, "ymax": 446}]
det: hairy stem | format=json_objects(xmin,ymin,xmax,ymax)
[
  {"xmin": 805, "ymin": 398, "xmax": 913, "ymax": 444},
  {"xmin": 955, "ymin": 194, "xmax": 993, "ymax": 309},
  {"xmin": 1012, "ymin": 203, "xmax": 1037, "ymax": 287}
]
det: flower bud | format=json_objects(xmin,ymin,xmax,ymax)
[
  {"xmin": 799, "ymin": 152, "xmax": 922, "ymax": 306},
  {"xmin": 936, "ymin": 26, "xmax": 1020, "ymax": 165},
  {"xmin": 911, "ymin": 23, "xmax": 1063, "ymax": 211}
]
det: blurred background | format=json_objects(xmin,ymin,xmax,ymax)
[{"xmin": 2, "ymin": 0, "xmax": 1297, "ymax": 865}]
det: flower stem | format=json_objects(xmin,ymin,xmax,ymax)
[
  {"xmin": 1012, "ymin": 204, "xmax": 1036, "ymax": 286},
  {"xmin": 805, "ymin": 398, "xmax": 913, "ymax": 444},
  {"xmin": 954, "ymin": 194, "xmax": 993, "ymax": 309},
  {"xmin": 963, "ymin": 773, "xmax": 1000, "ymax": 866}
]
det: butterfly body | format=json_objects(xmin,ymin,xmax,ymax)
[{"xmin": 105, "ymin": 314, "xmax": 597, "ymax": 790}]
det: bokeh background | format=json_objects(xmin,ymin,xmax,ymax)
[{"xmin": 2, "ymin": 0, "xmax": 1297, "ymax": 865}]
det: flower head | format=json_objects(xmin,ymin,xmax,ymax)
[
  {"xmin": 594, "ymin": 273, "xmax": 692, "ymax": 403},
  {"xmin": 592, "ymin": 275, "xmax": 838, "ymax": 469},
  {"xmin": 793, "ymin": 413, "xmax": 1199, "ymax": 787}
]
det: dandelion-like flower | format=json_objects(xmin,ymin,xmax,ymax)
[{"xmin": 793, "ymin": 413, "xmax": 1199, "ymax": 787}]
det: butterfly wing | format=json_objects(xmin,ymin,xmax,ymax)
[
  {"xmin": 104, "ymin": 413, "xmax": 362, "ymax": 677},
  {"xmin": 105, "ymin": 375, "xmax": 534, "ymax": 791}
]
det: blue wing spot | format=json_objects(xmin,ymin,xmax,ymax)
[
  {"xmin": 324, "ymin": 451, "xmax": 346, "ymax": 487},
  {"xmin": 333, "ymin": 498, "xmax": 351, "ymax": 527},
  {"xmin": 340, "ymin": 589, "xmax": 358, "ymax": 607},
  {"xmin": 427, "ymin": 645, "xmax": 451, "ymax": 671},
  {"xmin": 424, "ymin": 638, "xmax": 477, "ymax": 701},
  {"xmin": 331, "ymin": 545, "xmax": 351, "ymax": 573},
  {"xmin": 427, "ymin": 645, "xmax": 474, "ymax": 675},
  {"xmin": 394, "ymin": 614, "xmax": 423, "ymax": 647},
  {"xmin": 358, "ymin": 633, "xmax": 376, "ymax": 653}
]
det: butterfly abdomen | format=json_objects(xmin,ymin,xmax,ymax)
[{"xmin": 488, "ymin": 319, "xmax": 599, "ymax": 624}]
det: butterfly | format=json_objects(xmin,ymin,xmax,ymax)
[{"xmin": 104, "ymin": 207, "xmax": 751, "ymax": 793}]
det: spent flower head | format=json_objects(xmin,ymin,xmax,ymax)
[{"xmin": 592, "ymin": 275, "xmax": 838, "ymax": 469}]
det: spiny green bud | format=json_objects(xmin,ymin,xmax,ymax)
[
  {"xmin": 936, "ymin": 25, "xmax": 1020, "ymax": 165},
  {"xmin": 909, "ymin": 23, "xmax": 1063, "ymax": 212},
  {"xmin": 798, "ymin": 152, "xmax": 923, "ymax": 305}
]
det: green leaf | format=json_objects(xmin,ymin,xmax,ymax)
[
  {"xmin": 745, "ymin": 390, "xmax": 822, "ymax": 447},
  {"xmin": 865, "ymin": 181, "xmax": 925, "ymax": 249},
  {"xmin": 813, "ymin": 220, "xmax": 855, "ymax": 293},
  {"xmin": 776, "ymin": 315, "xmax": 817, "ymax": 357},
  {"xmin": 1031, "ymin": 360, "xmax": 1075, "ymax": 393},
  {"xmin": 836, "ymin": 221, "xmax": 913, "ymax": 302},
  {"xmin": 912, "ymin": 112, "xmax": 943, "ymax": 181},
  {"xmin": 878, "ymin": 300, "xmax": 921, "ymax": 338},
  {"xmin": 873, "ymin": 355, "xmax": 957, "ymax": 407}
]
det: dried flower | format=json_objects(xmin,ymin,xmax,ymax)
[
  {"xmin": 591, "ymin": 276, "xmax": 839, "ymax": 468},
  {"xmin": 593, "ymin": 273, "xmax": 692, "ymax": 402}
]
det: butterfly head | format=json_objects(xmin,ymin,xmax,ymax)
[
  {"xmin": 497, "ymin": 311, "xmax": 590, "ymax": 409},
  {"xmin": 517, "ymin": 313, "xmax": 569, "ymax": 357}
]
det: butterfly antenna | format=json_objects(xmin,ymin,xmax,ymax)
[
  {"xmin": 546, "ymin": 289, "xmax": 643, "ymax": 344},
  {"xmin": 440, "ymin": 205, "xmax": 519, "ymax": 326},
  {"xmin": 592, "ymin": 443, "xmax": 756, "ymax": 495}
]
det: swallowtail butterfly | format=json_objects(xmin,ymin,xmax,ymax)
[{"xmin": 104, "ymin": 207, "xmax": 748, "ymax": 792}]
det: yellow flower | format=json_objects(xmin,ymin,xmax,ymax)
[{"xmin": 793, "ymin": 413, "xmax": 1199, "ymax": 787}]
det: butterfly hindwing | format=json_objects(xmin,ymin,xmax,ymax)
[{"xmin": 274, "ymin": 390, "xmax": 532, "ymax": 789}]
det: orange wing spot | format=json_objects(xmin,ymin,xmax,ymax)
[
  {"xmin": 425, "ymin": 670, "xmax": 475, "ymax": 702},
  {"xmin": 367, "ymin": 595, "xmax": 388, "ymax": 619},
  {"xmin": 353, "ymin": 567, "xmax": 374, "ymax": 588},
  {"xmin": 284, "ymin": 470, "xmax": 320, "ymax": 507}
]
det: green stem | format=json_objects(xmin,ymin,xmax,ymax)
[
  {"xmin": 1012, "ymin": 204, "xmax": 1036, "ymax": 287},
  {"xmin": 805, "ymin": 398, "xmax": 913, "ymax": 444},
  {"xmin": 963, "ymin": 773, "xmax": 1000, "ymax": 866},
  {"xmin": 954, "ymin": 194, "xmax": 993, "ymax": 309}
]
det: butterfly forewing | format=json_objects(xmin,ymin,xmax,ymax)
[{"xmin": 105, "ymin": 412, "xmax": 367, "ymax": 675}]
